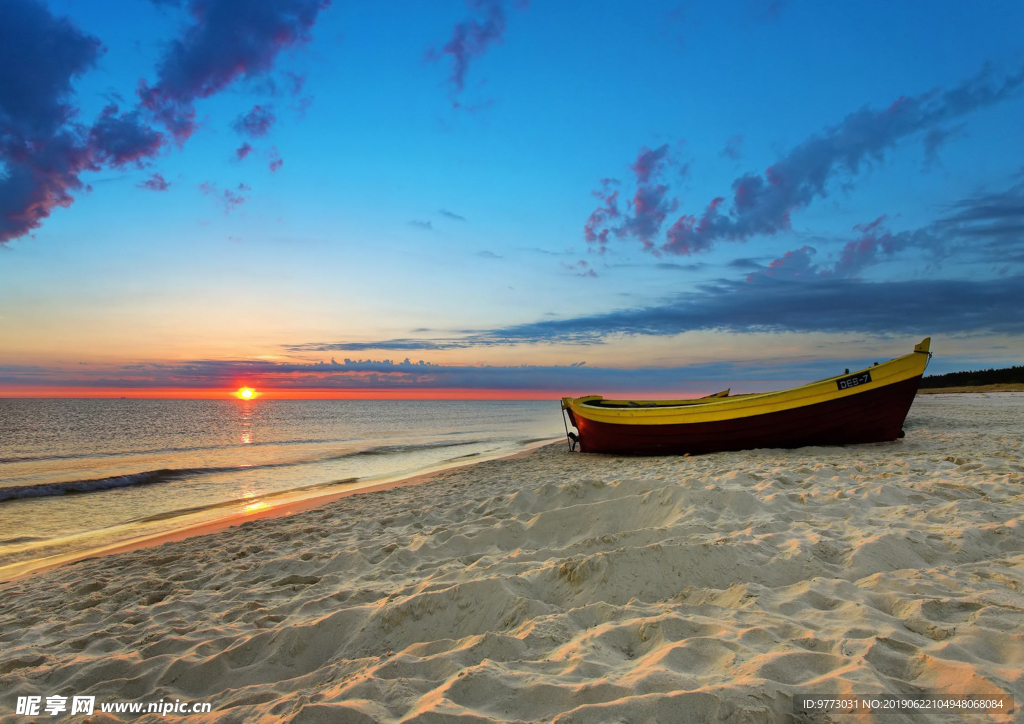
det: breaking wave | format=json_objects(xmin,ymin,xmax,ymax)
[{"xmin": 0, "ymin": 438, "xmax": 489, "ymax": 503}]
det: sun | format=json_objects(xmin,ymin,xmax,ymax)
[{"xmin": 235, "ymin": 387, "xmax": 257, "ymax": 399}]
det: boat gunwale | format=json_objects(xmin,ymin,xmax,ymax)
[
  {"xmin": 577, "ymin": 389, "xmax": 732, "ymax": 409},
  {"xmin": 562, "ymin": 339, "xmax": 931, "ymax": 425}
]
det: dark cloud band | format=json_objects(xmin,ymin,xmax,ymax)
[{"xmin": 289, "ymin": 274, "xmax": 1024, "ymax": 352}]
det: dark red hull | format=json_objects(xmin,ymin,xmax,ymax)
[{"xmin": 567, "ymin": 375, "xmax": 922, "ymax": 455}]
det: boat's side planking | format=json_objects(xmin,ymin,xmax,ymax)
[
  {"xmin": 563, "ymin": 338, "xmax": 930, "ymax": 427},
  {"xmin": 560, "ymin": 338, "xmax": 931, "ymax": 455}
]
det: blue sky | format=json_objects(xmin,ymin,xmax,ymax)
[{"xmin": 1, "ymin": 0, "xmax": 1023, "ymax": 396}]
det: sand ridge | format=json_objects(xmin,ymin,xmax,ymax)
[{"xmin": 0, "ymin": 394, "xmax": 1022, "ymax": 722}]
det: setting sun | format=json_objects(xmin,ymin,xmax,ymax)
[{"xmin": 235, "ymin": 387, "xmax": 256, "ymax": 399}]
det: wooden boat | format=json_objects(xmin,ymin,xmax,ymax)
[{"xmin": 561, "ymin": 338, "xmax": 931, "ymax": 455}]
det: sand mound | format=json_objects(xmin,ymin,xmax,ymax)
[{"xmin": 1, "ymin": 394, "xmax": 1022, "ymax": 722}]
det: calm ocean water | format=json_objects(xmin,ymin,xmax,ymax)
[{"xmin": 0, "ymin": 399, "xmax": 563, "ymax": 576}]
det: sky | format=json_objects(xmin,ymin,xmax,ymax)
[{"xmin": 2, "ymin": 0, "xmax": 1024, "ymax": 398}]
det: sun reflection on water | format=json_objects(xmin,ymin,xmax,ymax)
[{"xmin": 238, "ymin": 397, "xmax": 254, "ymax": 445}]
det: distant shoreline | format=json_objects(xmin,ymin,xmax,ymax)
[{"xmin": 918, "ymin": 383, "xmax": 1024, "ymax": 394}]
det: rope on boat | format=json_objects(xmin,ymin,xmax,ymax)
[{"xmin": 560, "ymin": 402, "xmax": 579, "ymax": 452}]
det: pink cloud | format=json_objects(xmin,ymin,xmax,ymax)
[
  {"xmin": 199, "ymin": 181, "xmax": 250, "ymax": 212},
  {"xmin": 630, "ymin": 144, "xmax": 671, "ymax": 184},
  {"xmin": 583, "ymin": 179, "xmax": 620, "ymax": 252},
  {"xmin": 137, "ymin": 172, "xmax": 171, "ymax": 191},
  {"xmin": 662, "ymin": 65, "xmax": 1024, "ymax": 256},
  {"xmin": 268, "ymin": 146, "xmax": 283, "ymax": 172},
  {"xmin": 233, "ymin": 104, "xmax": 276, "ymax": 138},
  {"xmin": 584, "ymin": 143, "xmax": 682, "ymax": 251},
  {"xmin": 429, "ymin": 0, "xmax": 526, "ymax": 107}
]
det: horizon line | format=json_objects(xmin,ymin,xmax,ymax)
[{"xmin": 0, "ymin": 384, "xmax": 775, "ymax": 401}]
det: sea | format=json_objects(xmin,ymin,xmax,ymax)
[{"xmin": 0, "ymin": 399, "xmax": 564, "ymax": 578}]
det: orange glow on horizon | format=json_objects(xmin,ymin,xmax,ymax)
[
  {"xmin": 0, "ymin": 386, "xmax": 564, "ymax": 400},
  {"xmin": 0, "ymin": 384, "xmax": 767, "ymax": 400},
  {"xmin": 234, "ymin": 387, "xmax": 257, "ymax": 399}
]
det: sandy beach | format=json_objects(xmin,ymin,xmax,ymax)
[{"xmin": 1, "ymin": 393, "xmax": 1022, "ymax": 722}]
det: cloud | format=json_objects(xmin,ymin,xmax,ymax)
[
  {"xmin": 283, "ymin": 70, "xmax": 307, "ymax": 96},
  {"xmin": 747, "ymin": 244, "xmax": 818, "ymax": 281},
  {"xmin": 929, "ymin": 179, "xmax": 1024, "ymax": 255},
  {"xmin": 630, "ymin": 144, "xmax": 671, "ymax": 184},
  {"xmin": 0, "ymin": 136, "xmax": 94, "ymax": 245},
  {"xmin": 938, "ymin": 180, "xmax": 1024, "ymax": 241},
  {"xmin": 409, "ymin": 220, "xmax": 433, "ymax": 230},
  {"xmin": 728, "ymin": 257, "xmax": 765, "ymax": 270},
  {"xmin": 0, "ymin": 0, "xmax": 102, "ymax": 140},
  {"xmin": 586, "ymin": 144, "xmax": 681, "ymax": 251},
  {"xmin": 753, "ymin": 179, "xmax": 1024, "ymax": 280},
  {"xmin": 290, "ymin": 339, "xmax": 470, "ymax": 352},
  {"xmin": 3, "ymin": 0, "xmax": 323, "ymax": 243},
  {"xmin": 429, "ymin": 0, "xmax": 523, "ymax": 107},
  {"xmin": 583, "ymin": 178, "xmax": 620, "ymax": 252},
  {"xmin": 138, "ymin": 0, "xmax": 330, "ymax": 141},
  {"xmin": 922, "ymin": 123, "xmax": 966, "ymax": 166},
  {"xmin": 199, "ymin": 181, "xmax": 249, "ymax": 212},
  {"xmin": 137, "ymin": 172, "xmax": 171, "ymax": 191},
  {"xmin": 232, "ymin": 104, "xmax": 276, "ymax": 138},
  {"xmin": 664, "ymin": 196, "xmax": 724, "ymax": 255},
  {"xmin": 658, "ymin": 63, "xmax": 1024, "ymax": 256},
  {"xmin": 267, "ymin": 146, "xmax": 283, "ymax": 172},
  {"xmin": 89, "ymin": 104, "xmax": 164, "ymax": 168},
  {"xmin": 477, "ymin": 250, "xmax": 501, "ymax": 258},
  {"xmin": 617, "ymin": 183, "xmax": 677, "ymax": 250},
  {"xmin": 439, "ymin": 208, "xmax": 467, "ymax": 221},
  {"xmin": 656, "ymin": 262, "xmax": 708, "ymax": 272},
  {"xmin": 565, "ymin": 182, "xmax": 1024, "ymax": 341},
  {"xmin": 236, "ymin": 142, "xmax": 253, "ymax": 160},
  {"xmin": 250, "ymin": 69, "xmax": 308, "ymax": 98},
  {"xmin": 504, "ymin": 275, "xmax": 1024, "ymax": 341},
  {"xmin": 620, "ymin": 145, "xmax": 680, "ymax": 249},
  {"xmin": 0, "ymin": 355, "xmax": 846, "ymax": 393},
  {"xmin": 561, "ymin": 259, "xmax": 597, "ymax": 277},
  {"xmin": 824, "ymin": 218, "xmax": 938, "ymax": 279},
  {"xmin": 0, "ymin": 0, "xmax": 103, "ymax": 243},
  {"xmin": 720, "ymin": 134, "xmax": 743, "ymax": 160},
  {"xmin": 291, "ymin": 266, "xmax": 1024, "ymax": 351}
]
